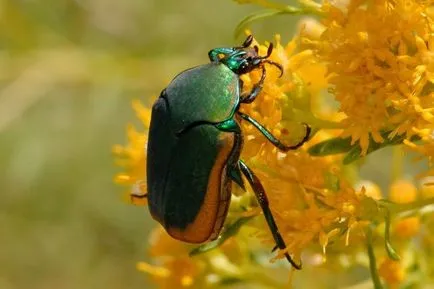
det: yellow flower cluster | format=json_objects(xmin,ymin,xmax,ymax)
[
  {"xmin": 113, "ymin": 0, "xmax": 434, "ymax": 287},
  {"xmin": 237, "ymin": 36, "xmax": 375, "ymax": 260},
  {"xmin": 309, "ymin": 0, "xmax": 434, "ymax": 157},
  {"xmin": 113, "ymin": 100, "xmax": 150, "ymax": 205}
]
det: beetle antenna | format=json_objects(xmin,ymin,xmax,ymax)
[
  {"xmin": 262, "ymin": 60, "xmax": 283, "ymax": 77},
  {"xmin": 266, "ymin": 43, "xmax": 273, "ymax": 57},
  {"xmin": 243, "ymin": 35, "xmax": 253, "ymax": 47},
  {"xmin": 235, "ymin": 35, "xmax": 253, "ymax": 49},
  {"xmin": 256, "ymin": 43, "xmax": 274, "ymax": 61}
]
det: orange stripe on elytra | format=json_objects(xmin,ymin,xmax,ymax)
[{"xmin": 167, "ymin": 132, "xmax": 234, "ymax": 243}]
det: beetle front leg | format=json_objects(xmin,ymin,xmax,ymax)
[
  {"xmin": 238, "ymin": 160, "xmax": 302, "ymax": 269},
  {"xmin": 237, "ymin": 111, "xmax": 311, "ymax": 151},
  {"xmin": 240, "ymin": 66, "xmax": 266, "ymax": 104}
]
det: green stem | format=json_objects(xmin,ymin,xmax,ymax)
[
  {"xmin": 385, "ymin": 197, "xmax": 434, "ymax": 215},
  {"xmin": 366, "ymin": 227, "xmax": 384, "ymax": 289},
  {"xmin": 281, "ymin": 5, "xmax": 320, "ymax": 16},
  {"xmin": 383, "ymin": 208, "xmax": 400, "ymax": 260},
  {"xmin": 391, "ymin": 146, "xmax": 403, "ymax": 182},
  {"xmin": 234, "ymin": 3, "xmax": 323, "ymax": 38}
]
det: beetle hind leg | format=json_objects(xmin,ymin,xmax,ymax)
[
  {"xmin": 130, "ymin": 193, "xmax": 147, "ymax": 199},
  {"xmin": 238, "ymin": 159, "xmax": 302, "ymax": 269},
  {"xmin": 229, "ymin": 164, "xmax": 246, "ymax": 191}
]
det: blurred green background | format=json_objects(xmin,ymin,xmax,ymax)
[{"xmin": 0, "ymin": 1, "xmax": 304, "ymax": 288}]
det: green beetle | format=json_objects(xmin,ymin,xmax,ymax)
[{"xmin": 134, "ymin": 36, "xmax": 310, "ymax": 269}]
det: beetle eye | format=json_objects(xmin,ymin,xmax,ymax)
[{"xmin": 218, "ymin": 53, "xmax": 225, "ymax": 60}]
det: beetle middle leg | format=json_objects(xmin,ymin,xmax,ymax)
[
  {"xmin": 238, "ymin": 159, "xmax": 302, "ymax": 269},
  {"xmin": 129, "ymin": 180, "xmax": 148, "ymax": 203},
  {"xmin": 237, "ymin": 111, "xmax": 311, "ymax": 151},
  {"xmin": 130, "ymin": 193, "xmax": 148, "ymax": 206}
]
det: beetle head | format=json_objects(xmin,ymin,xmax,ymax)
[{"xmin": 218, "ymin": 35, "xmax": 283, "ymax": 77}]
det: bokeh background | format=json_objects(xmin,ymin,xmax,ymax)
[
  {"xmin": 0, "ymin": 1, "xmax": 304, "ymax": 288},
  {"xmin": 4, "ymin": 1, "xmax": 426, "ymax": 288}
]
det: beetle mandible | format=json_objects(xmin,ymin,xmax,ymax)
[{"xmin": 134, "ymin": 35, "xmax": 311, "ymax": 269}]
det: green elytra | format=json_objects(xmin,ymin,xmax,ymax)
[{"xmin": 133, "ymin": 35, "xmax": 311, "ymax": 269}]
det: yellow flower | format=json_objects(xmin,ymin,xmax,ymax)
[
  {"xmin": 113, "ymin": 100, "xmax": 150, "ymax": 205},
  {"xmin": 404, "ymin": 128, "xmax": 434, "ymax": 177},
  {"xmin": 138, "ymin": 228, "xmax": 205, "ymax": 289},
  {"xmin": 239, "ymin": 34, "xmax": 323, "ymax": 160},
  {"xmin": 394, "ymin": 216, "xmax": 421, "ymax": 239},
  {"xmin": 388, "ymin": 179, "xmax": 421, "ymax": 238},
  {"xmin": 310, "ymin": 0, "xmax": 434, "ymax": 154},
  {"xmin": 378, "ymin": 258, "xmax": 406, "ymax": 289},
  {"xmin": 388, "ymin": 179, "xmax": 418, "ymax": 204},
  {"xmin": 238, "ymin": 36, "xmax": 374, "ymax": 259}
]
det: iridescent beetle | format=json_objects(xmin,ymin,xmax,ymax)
[{"xmin": 134, "ymin": 36, "xmax": 310, "ymax": 268}]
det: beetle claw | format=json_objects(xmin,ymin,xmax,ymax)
[
  {"xmin": 229, "ymin": 166, "xmax": 246, "ymax": 191},
  {"xmin": 285, "ymin": 253, "xmax": 302, "ymax": 270},
  {"xmin": 271, "ymin": 246, "xmax": 302, "ymax": 269}
]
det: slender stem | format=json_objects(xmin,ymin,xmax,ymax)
[
  {"xmin": 283, "ymin": 3, "xmax": 323, "ymax": 16},
  {"xmin": 386, "ymin": 197, "xmax": 434, "ymax": 215},
  {"xmin": 391, "ymin": 146, "xmax": 403, "ymax": 182},
  {"xmin": 366, "ymin": 227, "xmax": 384, "ymax": 289},
  {"xmin": 383, "ymin": 208, "xmax": 400, "ymax": 260}
]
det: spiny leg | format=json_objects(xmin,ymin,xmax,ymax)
[
  {"xmin": 237, "ymin": 111, "xmax": 311, "ymax": 151},
  {"xmin": 240, "ymin": 43, "xmax": 284, "ymax": 104},
  {"xmin": 239, "ymin": 61, "xmax": 284, "ymax": 104},
  {"xmin": 130, "ymin": 181, "xmax": 148, "ymax": 203},
  {"xmin": 238, "ymin": 160, "xmax": 302, "ymax": 269},
  {"xmin": 130, "ymin": 193, "xmax": 147, "ymax": 203},
  {"xmin": 240, "ymin": 65, "xmax": 266, "ymax": 104}
]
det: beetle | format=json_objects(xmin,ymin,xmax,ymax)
[{"xmin": 133, "ymin": 35, "xmax": 310, "ymax": 269}]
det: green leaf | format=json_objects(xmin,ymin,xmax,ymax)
[
  {"xmin": 234, "ymin": 4, "xmax": 321, "ymax": 39},
  {"xmin": 342, "ymin": 145, "xmax": 364, "ymax": 165},
  {"xmin": 308, "ymin": 137, "xmax": 353, "ymax": 156},
  {"xmin": 366, "ymin": 227, "xmax": 385, "ymax": 289},
  {"xmin": 308, "ymin": 131, "xmax": 421, "ymax": 165},
  {"xmin": 343, "ymin": 132, "xmax": 412, "ymax": 165},
  {"xmin": 234, "ymin": 10, "xmax": 286, "ymax": 39},
  {"xmin": 189, "ymin": 216, "xmax": 255, "ymax": 256},
  {"xmin": 383, "ymin": 208, "xmax": 401, "ymax": 261}
]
